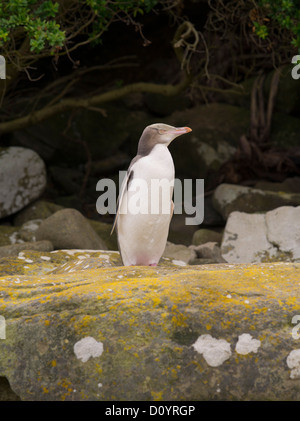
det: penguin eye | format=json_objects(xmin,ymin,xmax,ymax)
[{"xmin": 158, "ymin": 129, "xmax": 167, "ymax": 135}]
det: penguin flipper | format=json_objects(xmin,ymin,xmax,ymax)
[
  {"xmin": 170, "ymin": 200, "xmax": 174, "ymax": 222},
  {"xmin": 110, "ymin": 167, "xmax": 134, "ymax": 235}
]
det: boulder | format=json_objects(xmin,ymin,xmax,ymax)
[
  {"xmin": 202, "ymin": 195, "xmax": 225, "ymax": 227},
  {"xmin": 10, "ymin": 106, "xmax": 153, "ymax": 166},
  {"xmin": 254, "ymin": 177, "xmax": 300, "ymax": 194},
  {"xmin": 168, "ymin": 104, "xmax": 249, "ymax": 179},
  {"xmin": 88, "ymin": 219, "xmax": 118, "ymax": 251},
  {"xmin": 0, "ymin": 147, "xmax": 46, "ymax": 219},
  {"xmin": 13, "ymin": 200, "xmax": 63, "ymax": 227},
  {"xmin": 0, "ymin": 226, "xmax": 22, "ymax": 247},
  {"xmin": 213, "ymin": 183, "xmax": 300, "ymax": 219},
  {"xmin": 167, "ymin": 103, "xmax": 300, "ymax": 179},
  {"xmin": 18, "ymin": 219, "xmax": 43, "ymax": 242},
  {"xmin": 192, "ymin": 242, "xmax": 226, "ymax": 263},
  {"xmin": 0, "ymin": 240, "xmax": 53, "ymax": 258},
  {"xmin": 163, "ymin": 242, "xmax": 196, "ymax": 265},
  {"xmin": 0, "ymin": 250, "xmax": 299, "ymax": 401},
  {"xmin": 168, "ymin": 213, "xmax": 199, "ymax": 246},
  {"xmin": 221, "ymin": 206, "xmax": 300, "ymax": 263},
  {"xmin": 192, "ymin": 228, "xmax": 223, "ymax": 246},
  {"xmin": 35, "ymin": 208, "xmax": 108, "ymax": 250},
  {"xmin": 266, "ymin": 206, "xmax": 300, "ymax": 261}
]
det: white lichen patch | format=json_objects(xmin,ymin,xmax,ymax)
[
  {"xmin": 192, "ymin": 334, "xmax": 231, "ymax": 367},
  {"xmin": 9, "ymin": 231, "xmax": 24, "ymax": 244},
  {"xmin": 286, "ymin": 349, "xmax": 300, "ymax": 379},
  {"xmin": 74, "ymin": 336, "xmax": 104, "ymax": 363},
  {"xmin": 172, "ymin": 260, "xmax": 187, "ymax": 266},
  {"xmin": 235, "ymin": 333, "xmax": 261, "ymax": 355}
]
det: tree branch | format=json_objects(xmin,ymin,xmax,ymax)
[{"xmin": 0, "ymin": 76, "xmax": 191, "ymax": 134}]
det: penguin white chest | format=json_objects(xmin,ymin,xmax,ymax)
[{"xmin": 117, "ymin": 145, "xmax": 174, "ymax": 266}]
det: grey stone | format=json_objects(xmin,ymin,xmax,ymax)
[
  {"xmin": 13, "ymin": 200, "xmax": 64, "ymax": 226},
  {"xmin": 192, "ymin": 228, "xmax": 223, "ymax": 246},
  {"xmin": 19, "ymin": 219, "xmax": 43, "ymax": 242},
  {"xmin": 188, "ymin": 257, "xmax": 216, "ymax": 265},
  {"xmin": 0, "ymin": 226, "xmax": 22, "ymax": 247},
  {"xmin": 163, "ymin": 242, "xmax": 196, "ymax": 264},
  {"xmin": 192, "ymin": 242, "xmax": 226, "ymax": 263},
  {"xmin": 35, "ymin": 208, "xmax": 108, "ymax": 250},
  {"xmin": 202, "ymin": 196, "xmax": 224, "ymax": 226},
  {"xmin": 88, "ymin": 219, "xmax": 118, "ymax": 251},
  {"xmin": 213, "ymin": 183, "xmax": 300, "ymax": 219},
  {"xmin": 0, "ymin": 240, "xmax": 53, "ymax": 258},
  {"xmin": 0, "ymin": 147, "xmax": 46, "ymax": 219},
  {"xmin": 266, "ymin": 206, "xmax": 300, "ymax": 261},
  {"xmin": 168, "ymin": 213, "xmax": 199, "ymax": 246},
  {"xmin": 11, "ymin": 106, "xmax": 153, "ymax": 166},
  {"xmin": 0, "ymin": 254, "xmax": 299, "ymax": 401},
  {"xmin": 254, "ymin": 177, "xmax": 300, "ymax": 194},
  {"xmin": 221, "ymin": 206, "xmax": 300, "ymax": 263},
  {"xmin": 221, "ymin": 212, "xmax": 278, "ymax": 263}
]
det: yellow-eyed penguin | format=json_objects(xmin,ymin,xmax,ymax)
[{"xmin": 111, "ymin": 123, "xmax": 192, "ymax": 266}]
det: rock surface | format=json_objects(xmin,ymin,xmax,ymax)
[
  {"xmin": 163, "ymin": 242, "xmax": 196, "ymax": 265},
  {"xmin": 213, "ymin": 183, "xmax": 300, "ymax": 220},
  {"xmin": 0, "ymin": 250, "xmax": 299, "ymax": 401},
  {"xmin": 192, "ymin": 242, "xmax": 226, "ymax": 263},
  {"xmin": 221, "ymin": 206, "xmax": 300, "ymax": 263},
  {"xmin": 35, "ymin": 208, "xmax": 108, "ymax": 250},
  {"xmin": 13, "ymin": 200, "xmax": 63, "ymax": 226},
  {"xmin": 0, "ymin": 240, "xmax": 53, "ymax": 258},
  {"xmin": 0, "ymin": 147, "xmax": 47, "ymax": 219},
  {"xmin": 0, "ymin": 226, "xmax": 22, "ymax": 247},
  {"xmin": 192, "ymin": 228, "xmax": 223, "ymax": 246}
]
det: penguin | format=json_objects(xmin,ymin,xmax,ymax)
[{"xmin": 111, "ymin": 123, "xmax": 192, "ymax": 266}]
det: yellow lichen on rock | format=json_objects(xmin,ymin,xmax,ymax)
[{"xmin": 0, "ymin": 251, "xmax": 299, "ymax": 401}]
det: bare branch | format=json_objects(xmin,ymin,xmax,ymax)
[{"xmin": 0, "ymin": 76, "xmax": 191, "ymax": 134}]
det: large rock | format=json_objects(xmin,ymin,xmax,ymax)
[
  {"xmin": 168, "ymin": 104, "xmax": 249, "ymax": 179},
  {"xmin": 0, "ymin": 240, "xmax": 53, "ymax": 258},
  {"xmin": 163, "ymin": 242, "xmax": 196, "ymax": 265},
  {"xmin": 192, "ymin": 242, "xmax": 226, "ymax": 263},
  {"xmin": 0, "ymin": 250, "xmax": 299, "ymax": 401},
  {"xmin": 88, "ymin": 219, "xmax": 118, "ymax": 251},
  {"xmin": 254, "ymin": 177, "xmax": 300, "ymax": 194},
  {"xmin": 0, "ymin": 147, "xmax": 46, "ymax": 219},
  {"xmin": 35, "ymin": 208, "xmax": 108, "ymax": 250},
  {"xmin": 0, "ymin": 226, "xmax": 22, "ymax": 247},
  {"xmin": 10, "ymin": 106, "xmax": 153, "ymax": 166},
  {"xmin": 13, "ymin": 200, "xmax": 63, "ymax": 227},
  {"xmin": 167, "ymin": 103, "xmax": 300, "ymax": 179},
  {"xmin": 213, "ymin": 183, "xmax": 300, "ymax": 219},
  {"xmin": 266, "ymin": 206, "xmax": 300, "ymax": 261},
  {"xmin": 192, "ymin": 228, "xmax": 223, "ymax": 246},
  {"xmin": 221, "ymin": 206, "xmax": 300, "ymax": 263}
]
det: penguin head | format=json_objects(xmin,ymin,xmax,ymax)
[{"xmin": 138, "ymin": 123, "xmax": 192, "ymax": 155}]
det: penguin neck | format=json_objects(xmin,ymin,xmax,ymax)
[{"xmin": 148, "ymin": 143, "xmax": 172, "ymax": 162}]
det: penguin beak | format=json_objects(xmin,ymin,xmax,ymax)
[{"xmin": 168, "ymin": 126, "xmax": 192, "ymax": 136}]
